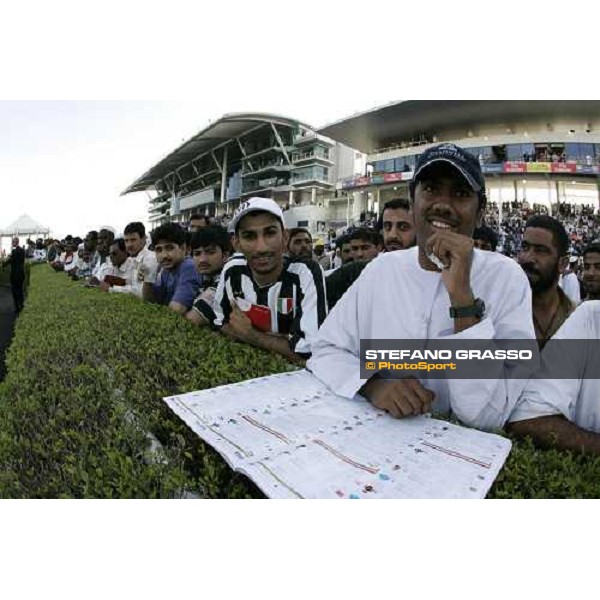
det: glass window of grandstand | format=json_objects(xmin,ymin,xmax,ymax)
[
  {"xmin": 292, "ymin": 166, "xmax": 328, "ymax": 182},
  {"xmin": 372, "ymin": 160, "xmax": 386, "ymax": 174},
  {"xmin": 566, "ymin": 143, "xmax": 596, "ymax": 164},
  {"xmin": 506, "ymin": 143, "xmax": 535, "ymax": 162},
  {"xmin": 394, "ymin": 156, "xmax": 414, "ymax": 172}
]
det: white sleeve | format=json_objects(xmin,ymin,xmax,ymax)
[
  {"xmin": 141, "ymin": 251, "xmax": 159, "ymax": 284},
  {"xmin": 306, "ymin": 263, "xmax": 372, "ymax": 399},
  {"xmin": 442, "ymin": 262, "xmax": 537, "ymax": 431},
  {"xmin": 510, "ymin": 302, "xmax": 594, "ymax": 423}
]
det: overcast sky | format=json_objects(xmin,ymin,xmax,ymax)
[{"xmin": 0, "ymin": 98, "xmax": 395, "ymax": 243}]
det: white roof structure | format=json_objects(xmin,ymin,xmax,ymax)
[{"xmin": 1, "ymin": 214, "xmax": 50, "ymax": 236}]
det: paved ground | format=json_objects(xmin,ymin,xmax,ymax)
[{"xmin": 0, "ymin": 284, "xmax": 16, "ymax": 381}]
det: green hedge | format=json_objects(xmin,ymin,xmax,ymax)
[{"xmin": 0, "ymin": 264, "xmax": 599, "ymax": 498}]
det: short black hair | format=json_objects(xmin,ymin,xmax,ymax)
[
  {"xmin": 124, "ymin": 222, "xmax": 146, "ymax": 237},
  {"xmin": 111, "ymin": 238, "xmax": 127, "ymax": 252},
  {"xmin": 189, "ymin": 225, "xmax": 231, "ymax": 254},
  {"xmin": 348, "ymin": 227, "xmax": 382, "ymax": 247},
  {"xmin": 86, "ymin": 230, "xmax": 98, "ymax": 240},
  {"xmin": 524, "ymin": 215, "xmax": 569, "ymax": 256},
  {"xmin": 100, "ymin": 229, "xmax": 115, "ymax": 244},
  {"xmin": 288, "ymin": 227, "xmax": 312, "ymax": 246},
  {"xmin": 377, "ymin": 198, "xmax": 411, "ymax": 230},
  {"xmin": 190, "ymin": 214, "xmax": 210, "ymax": 225},
  {"xmin": 151, "ymin": 222, "xmax": 187, "ymax": 247},
  {"xmin": 583, "ymin": 243, "xmax": 600, "ymax": 260},
  {"xmin": 473, "ymin": 225, "xmax": 499, "ymax": 251}
]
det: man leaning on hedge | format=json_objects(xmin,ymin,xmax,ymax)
[
  {"xmin": 142, "ymin": 223, "xmax": 201, "ymax": 314},
  {"xmin": 212, "ymin": 197, "xmax": 328, "ymax": 363}
]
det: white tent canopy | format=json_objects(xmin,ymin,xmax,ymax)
[{"xmin": 1, "ymin": 214, "xmax": 50, "ymax": 237}]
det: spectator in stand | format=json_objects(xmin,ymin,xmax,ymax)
[
  {"xmin": 581, "ymin": 243, "xmax": 600, "ymax": 301},
  {"xmin": 559, "ymin": 256, "xmax": 582, "ymax": 305},
  {"xmin": 189, "ymin": 214, "xmax": 210, "ymax": 232},
  {"xmin": 308, "ymin": 143, "xmax": 535, "ymax": 431},
  {"xmin": 112, "ymin": 221, "xmax": 160, "ymax": 299},
  {"xmin": 339, "ymin": 235, "xmax": 353, "ymax": 266},
  {"xmin": 186, "ymin": 225, "xmax": 231, "ymax": 327},
  {"xmin": 32, "ymin": 238, "xmax": 47, "ymax": 263},
  {"xmin": 517, "ymin": 215, "xmax": 576, "ymax": 350},
  {"xmin": 377, "ymin": 198, "xmax": 416, "ymax": 252},
  {"xmin": 473, "ymin": 225, "xmax": 498, "ymax": 252},
  {"xmin": 348, "ymin": 228, "xmax": 383, "ymax": 262},
  {"xmin": 212, "ymin": 197, "xmax": 327, "ymax": 362},
  {"xmin": 143, "ymin": 222, "xmax": 201, "ymax": 314},
  {"xmin": 313, "ymin": 239, "xmax": 331, "ymax": 270},
  {"xmin": 47, "ymin": 239, "xmax": 61, "ymax": 263},
  {"xmin": 90, "ymin": 238, "xmax": 137, "ymax": 293},
  {"xmin": 287, "ymin": 228, "xmax": 313, "ymax": 262},
  {"xmin": 62, "ymin": 238, "xmax": 80, "ymax": 274},
  {"xmin": 91, "ymin": 228, "xmax": 115, "ymax": 279}
]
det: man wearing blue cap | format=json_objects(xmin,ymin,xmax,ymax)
[{"xmin": 307, "ymin": 143, "xmax": 536, "ymax": 431}]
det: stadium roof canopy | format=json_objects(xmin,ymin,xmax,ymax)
[
  {"xmin": 1, "ymin": 214, "xmax": 50, "ymax": 236},
  {"xmin": 122, "ymin": 112, "xmax": 314, "ymax": 195},
  {"xmin": 318, "ymin": 100, "xmax": 600, "ymax": 154}
]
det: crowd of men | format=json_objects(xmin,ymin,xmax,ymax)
[{"xmin": 9, "ymin": 142, "xmax": 600, "ymax": 459}]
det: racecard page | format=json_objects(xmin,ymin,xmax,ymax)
[{"xmin": 164, "ymin": 370, "xmax": 511, "ymax": 499}]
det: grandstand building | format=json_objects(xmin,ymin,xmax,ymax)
[
  {"xmin": 318, "ymin": 100, "xmax": 600, "ymax": 224},
  {"xmin": 122, "ymin": 113, "xmax": 359, "ymax": 234}
]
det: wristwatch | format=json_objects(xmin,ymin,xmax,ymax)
[{"xmin": 449, "ymin": 298, "xmax": 485, "ymax": 319}]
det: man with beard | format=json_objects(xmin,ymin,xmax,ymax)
[
  {"xmin": 307, "ymin": 143, "xmax": 536, "ymax": 431},
  {"xmin": 287, "ymin": 228, "xmax": 313, "ymax": 262},
  {"xmin": 212, "ymin": 197, "xmax": 327, "ymax": 362},
  {"xmin": 582, "ymin": 243, "xmax": 600, "ymax": 301},
  {"xmin": 377, "ymin": 198, "xmax": 416, "ymax": 252},
  {"xmin": 517, "ymin": 215, "xmax": 576, "ymax": 349}
]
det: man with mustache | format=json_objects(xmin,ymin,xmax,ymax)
[
  {"xmin": 287, "ymin": 228, "xmax": 314, "ymax": 262},
  {"xmin": 377, "ymin": 198, "xmax": 416, "ymax": 252},
  {"xmin": 308, "ymin": 143, "xmax": 536, "ymax": 431},
  {"xmin": 211, "ymin": 197, "xmax": 328, "ymax": 362},
  {"xmin": 517, "ymin": 215, "xmax": 576, "ymax": 350}
]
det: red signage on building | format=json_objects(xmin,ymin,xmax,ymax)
[
  {"xmin": 503, "ymin": 162, "xmax": 527, "ymax": 173},
  {"xmin": 383, "ymin": 173, "xmax": 404, "ymax": 183},
  {"xmin": 551, "ymin": 162, "xmax": 577, "ymax": 174}
]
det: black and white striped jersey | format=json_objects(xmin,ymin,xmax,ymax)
[{"xmin": 213, "ymin": 256, "xmax": 328, "ymax": 358}]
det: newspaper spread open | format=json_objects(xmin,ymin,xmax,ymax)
[{"xmin": 164, "ymin": 370, "xmax": 512, "ymax": 499}]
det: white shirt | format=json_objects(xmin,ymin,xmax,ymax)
[
  {"xmin": 110, "ymin": 244, "xmax": 158, "ymax": 298},
  {"xmin": 559, "ymin": 272, "xmax": 581, "ymax": 305},
  {"xmin": 306, "ymin": 247, "xmax": 536, "ymax": 431},
  {"xmin": 106, "ymin": 257, "xmax": 137, "ymax": 292},
  {"xmin": 61, "ymin": 252, "xmax": 77, "ymax": 272},
  {"xmin": 510, "ymin": 301, "xmax": 600, "ymax": 432}
]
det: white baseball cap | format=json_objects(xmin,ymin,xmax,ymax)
[{"xmin": 229, "ymin": 197, "xmax": 284, "ymax": 234}]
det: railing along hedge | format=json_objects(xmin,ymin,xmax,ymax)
[{"xmin": 0, "ymin": 264, "xmax": 599, "ymax": 498}]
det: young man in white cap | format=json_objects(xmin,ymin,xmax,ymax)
[
  {"xmin": 212, "ymin": 197, "xmax": 328, "ymax": 362},
  {"xmin": 307, "ymin": 143, "xmax": 536, "ymax": 431}
]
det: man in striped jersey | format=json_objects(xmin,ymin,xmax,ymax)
[{"xmin": 212, "ymin": 197, "xmax": 328, "ymax": 362}]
